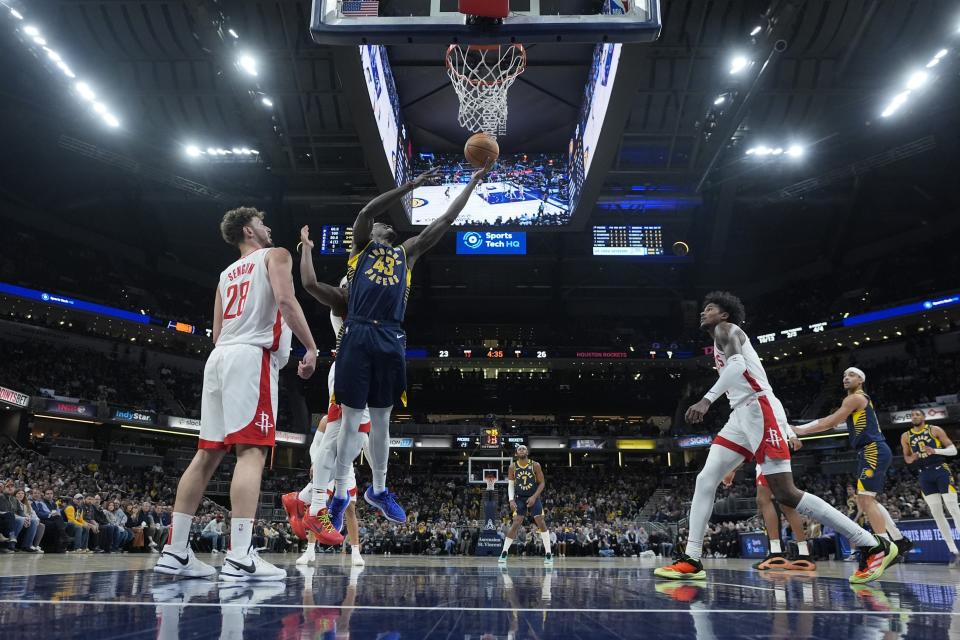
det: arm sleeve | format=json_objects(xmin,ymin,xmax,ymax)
[
  {"xmin": 934, "ymin": 445, "xmax": 957, "ymax": 456},
  {"xmin": 507, "ymin": 480, "xmax": 515, "ymax": 501},
  {"xmin": 703, "ymin": 354, "xmax": 747, "ymax": 403}
]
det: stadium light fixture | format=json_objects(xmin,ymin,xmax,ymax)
[
  {"xmin": 238, "ymin": 54, "xmax": 258, "ymax": 76},
  {"xmin": 23, "ymin": 25, "xmax": 39, "ymax": 36},
  {"xmin": 56, "ymin": 61, "xmax": 75, "ymax": 78},
  {"xmin": 750, "ymin": 25, "xmax": 762, "ymax": 36},
  {"xmin": 713, "ymin": 95, "xmax": 726, "ymax": 106},
  {"xmin": 927, "ymin": 58, "xmax": 941, "ymax": 68},
  {"xmin": 92, "ymin": 102, "xmax": 107, "ymax": 114},
  {"xmin": 729, "ymin": 55, "xmax": 749, "ymax": 74},
  {"xmin": 75, "ymin": 82, "xmax": 95, "ymax": 101},
  {"xmin": 228, "ymin": 28, "xmax": 239, "ymax": 38},
  {"xmin": 881, "ymin": 90, "xmax": 910, "ymax": 118},
  {"xmin": 185, "ymin": 145, "xmax": 201, "ymax": 158},
  {"xmin": 10, "ymin": 9, "xmax": 23, "ymax": 19},
  {"xmin": 261, "ymin": 96, "xmax": 273, "ymax": 107},
  {"xmin": 45, "ymin": 48, "xmax": 61, "ymax": 62},
  {"xmin": 32, "ymin": 36, "xmax": 46, "ymax": 46},
  {"xmin": 934, "ymin": 48, "xmax": 948, "ymax": 60},
  {"xmin": 102, "ymin": 112, "xmax": 120, "ymax": 128},
  {"xmin": 906, "ymin": 70, "xmax": 929, "ymax": 90},
  {"xmin": 786, "ymin": 144, "xmax": 804, "ymax": 157}
]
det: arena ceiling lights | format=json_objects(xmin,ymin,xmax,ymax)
[
  {"xmin": 4, "ymin": 2, "xmax": 121, "ymax": 129},
  {"xmin": 880, "ymin": 40, "xmax": 954, "ymax": 118},
  {"xmin": 744, "ymin": 143, "xmax": 804, "ymax": 158},
  {"xmin": 183, "ymin": 144, "xmax": 260, "ymax": 163}
]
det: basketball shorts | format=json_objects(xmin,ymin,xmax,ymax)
[
  {"xmin": 334, "ymin": 320, "xmax": 407, "ymax": 410},
  {"xmin": 713, "ymin": 393, "xmax": 791, "ymax": 476},
  {"xmin": 755, "ymin": 465, "xmax": 767, "ymax": 488},
  {"xmin": 199, "ymin": 344, "xmax": 279, "ymax": 450},
  {"xmin": 919, "ymin": 464, "xmax": 956, "ymax": 496},
  {"xmin": 856, "ymin": 441, "xmax": 892, "ymax": 495},
  {"xmin": 515, "ymin": 497, "xmax": 543, "ymax": 518}
]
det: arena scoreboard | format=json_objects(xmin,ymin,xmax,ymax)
[
  {"xmin": 319, "ymin": 225, "xmax": 353, "ymax": 255},
  {"xmin": 592, "ymin": 225, "xmax": 663, "ymax": 256}
]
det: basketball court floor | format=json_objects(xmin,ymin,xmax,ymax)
[{"xmin": 1, "ymin": 554, "xmax": 957, "ymax": 638}]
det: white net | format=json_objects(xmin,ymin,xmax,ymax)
[{"xmin": 445, "ymin": 44, "xmax": 527, "ymax": 137}]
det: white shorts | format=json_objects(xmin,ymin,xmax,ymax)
[
  {"xmin": 326, "ymin": 475, "xmax": 358, "ymax": 502},
  {"xmin": 199, "ymin": 344, "xmax": 279, "ymax": 449},
  {"xmin": 714, "ymin": 393, "xmax": 791, "ymax": 476}
]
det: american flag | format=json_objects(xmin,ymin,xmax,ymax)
[{"xmin": 341, "ymin": 0, "xmax": 378, "ymax": 16}]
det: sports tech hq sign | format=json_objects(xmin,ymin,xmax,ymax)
[{"xmin": 456, "ymin": 231, "xmax": 526, "ymax": 255}]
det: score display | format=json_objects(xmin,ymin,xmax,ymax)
[
  {"xmin": 592, "ymin": 225, "xmax": 664, "ymax": 256},
  {"xmin": 319, "ymin": 225, "xmax": 353, "ymax": 255}
]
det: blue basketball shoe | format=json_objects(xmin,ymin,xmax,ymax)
[
  {"xmin": 327, "ymin": 495, "xmax": 350, "ymax": 533},
  {"xmin": 363, "ymin": 486, "xmax": 407, "ymax": 523}
]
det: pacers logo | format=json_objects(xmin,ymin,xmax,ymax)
[
  {"xmin": 463, "ymin": 232, "xmax": 484, "ymax": 250},
  {"xmin": 364, "ymin": 247, "xmax": 402, "ymax": 287},
  {"xmin": 411, "ymin": 197, "xmax": 427, "ymax": 208},
  {"xmin": 255, "ymin": 411, "xmax": 273, "ymax": 435}
]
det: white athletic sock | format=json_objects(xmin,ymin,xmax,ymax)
[
  {"xmin": 797, "ymin": 541, "xmax": 809, "ymax": 556},
  {"xmin": 541, "ymin": 531, "xmax": 551, "ymax": 555},
  {"xmin": 311, "ymin": 423, "xmax": 341, "ymax": 515},
  {"xmin": 367, "ymin": 406, "xmax": 392, "ymax": 493},
  {"xmin": 925, "ymin": 494, "xmax": 959, "ymax": 553},
  {"xmin": 685, "ymin": 445, "xmax": 744, "ymax": 561},
  {"xmin": 875, "ymin": 502, "xmax": 903, "ymax": 539},
  {"xmin": 795, "ymin": 493, "xmax": 877, "ymax": 548},
  {"xmin": 335, "ymin": 406, "xmax": 367, "ymax": 499},
  {"xmin": 769, "ymin": 539, "xmax": 782, "ymax": 554},
  {"xmin": 170, "ymin": 512, "xmax": 193, "ymax": 550},
  {"xmin": 298, "ymin": 482, "xmax": 313, "ymax": 505},
  {"xmin": 230, "ymin": 518, "xmax": 253, "ymax": 555},
  {"xmin": 502, "ymin": 537, "xmax": 513, "ymax": 555}
]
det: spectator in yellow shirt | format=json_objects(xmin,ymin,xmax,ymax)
[{"xmin": 63, "ymin": 493, "xmax": 91, "ymax": 553}]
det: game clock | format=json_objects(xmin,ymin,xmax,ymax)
[{"xmin": 436, "ymin": 348, "xmax": 548, "ymax": 359}]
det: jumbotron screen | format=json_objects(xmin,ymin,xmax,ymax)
[
  {"xmin": 592, "ymin": 225, "xmax": 664, "ymax": 256},
  {"xmin": 410, "ymin": 153, "xmax": 570, "ymax": 227}
]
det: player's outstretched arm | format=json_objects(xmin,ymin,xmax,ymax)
[
  {"xmin": 793, "ymin": 394, "xmax": 866, "ymax": 435},
  {"xmin": 298, "ymin": 225, "xmax": 347, "ymax": 317},
  {"xmin": 266, "ymin": 247, "xmax": 318, "ymax": 379},
  {"xmin": 927, "ymin": 426, "xmax": 958, "ymax": 457},
  {"xmin": 351, "ymin": 168, "xmax": 443, "ymax": 257},
  {"xmin": 402, "ymin": 160, "xmax": 492, "ymax": 267}
]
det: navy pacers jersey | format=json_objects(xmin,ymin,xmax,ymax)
[
  {"xmin": 346, "ymin": 241, "xmax": 411, "ymax": 325},
  {"xmin": 846, "ymin": 390, "xmax": 885, "ymax": 450},
  {"xmin": 515, "ymin": 462, "xmax": 537, "ymax": 498},
  {"xmin": 908, "ymin": 425, "xmax": 947, "ymax": 469}
]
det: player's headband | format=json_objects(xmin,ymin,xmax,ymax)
[{"xmin": 844, "ymin": 367, "xmax": 866, "ymax": 383}]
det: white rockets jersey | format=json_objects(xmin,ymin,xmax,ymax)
[
  {"xmin": 712, "ymin": 323, "xmax": 773, "ymax": 408},
  {"xmin": 215, "ymin": 248, "xmax": 291, "ymax": 361},
  {"xmin": 331, "ymin": 309, "xmax": 344, "ymax": 342}
]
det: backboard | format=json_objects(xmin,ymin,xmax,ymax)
[{"xmin": 311, "ymin": 0, "xmax": 661, "ymax": 45}]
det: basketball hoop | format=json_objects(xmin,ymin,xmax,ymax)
[
  {"xmin": 484, "ymin": 477, "xmax": 497, "ymax": 491},
  {"xmin": 445, "ymin": 44, "xmax": 527, "ymax": 137}
]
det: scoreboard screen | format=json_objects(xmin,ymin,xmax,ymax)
[
  {"xmin": 319, "ymin": 225, "xmax": 353, "ymax": 255},
  {"xmin": 592, "ymin": 225, "xmax": 663, "ymax": 256}
]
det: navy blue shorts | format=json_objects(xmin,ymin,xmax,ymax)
[
  {"xmin": 856, "ymin": 441, "xmax": 892, "ymax": 495},
  {"xmin": 514, "ymin": 497, "xmax": 543, "ymax": 518},
  {"xmin": 919, "ymin": 465, "xmax": 956, "ymax": 496},
  {"xmin": 333, "ymin": 320, "xmax": 406, "ymax": 409}
]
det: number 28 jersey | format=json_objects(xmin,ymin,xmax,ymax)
[{"xmin": 216, "ymin": 248, "xmax": 290, "ymax": 357}]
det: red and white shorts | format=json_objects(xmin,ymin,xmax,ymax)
[
  {"xmin": 755, "ymin": 465, "xmax": 768, "ymax": 488},
  {"xmin": 714, "ymin": 393, "xmax": 792, "ymax": 476},
  {"xmin": 199, "ymin": 344, "xmax": 279, "ymax": 450}
]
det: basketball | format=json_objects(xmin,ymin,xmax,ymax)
[{"xmin": 464, "ymin": 133, "xmax": 499, "ymax": 168}]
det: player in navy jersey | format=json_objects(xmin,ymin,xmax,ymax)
[
  {"xmin": 795, "ymin": 367, "xmax": 912, "ymax": 569},
  {"xmin": 902, "ymin": 408, "xmax": 960, "ymax": 562},
  {"xmin": 327, "ymin": 160, "xmax": 493, "ymax": 528}
]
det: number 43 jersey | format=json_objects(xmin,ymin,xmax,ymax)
[
  {"xmin": 346, "ymin": 242, "xmax": 411, "ymax": 325},
  {"xmin": 216, "ymin": 247, "xmax": 291, "ymax": 359}
]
